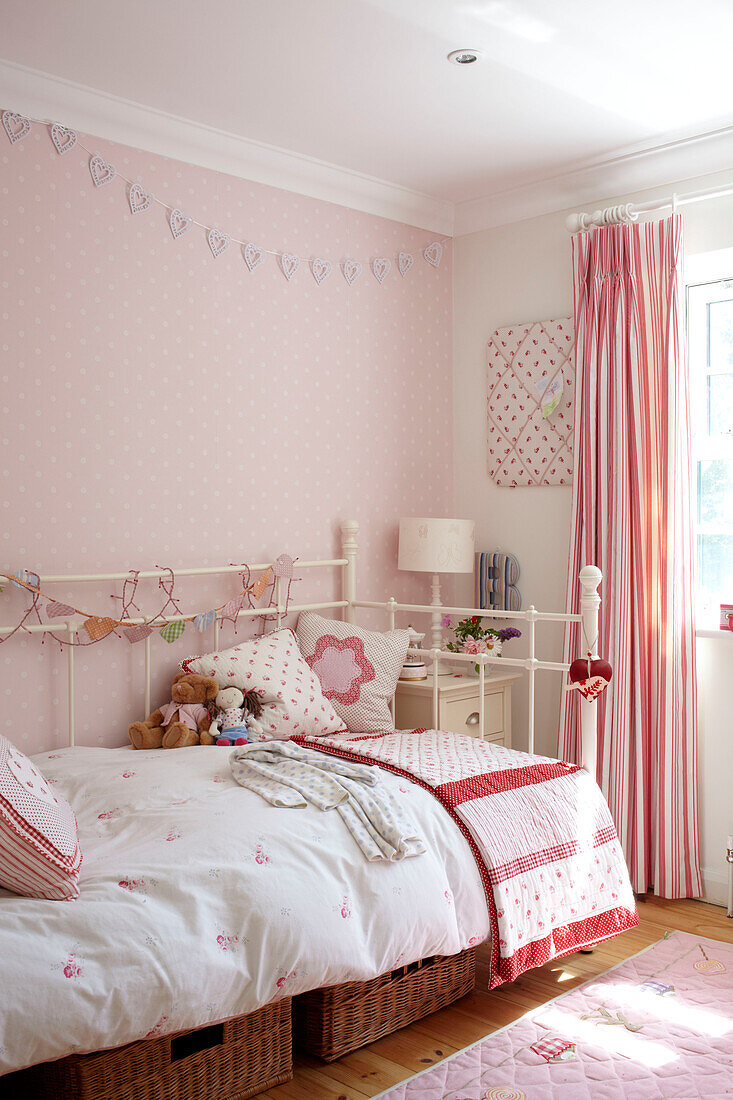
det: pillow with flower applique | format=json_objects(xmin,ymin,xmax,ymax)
[
  {"xmin": 181, "ymin": 628, "xmax": 346, "ymax": 740},
  {"xmin": 296, "ymin": 612, "xmax": 409, "ymax": 733}
]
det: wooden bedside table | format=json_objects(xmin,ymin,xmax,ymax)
[{"xmin": 394, "ymin": 669, "xmax": 523, "ymax": 746}]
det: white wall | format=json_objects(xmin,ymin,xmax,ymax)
[{"xmin": 454, "ymin": 167, "xmax": 733, "ymax": 904}]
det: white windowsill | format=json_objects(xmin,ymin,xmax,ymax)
[{"xmin": 696, "ymin": 628, "xmax": 733, "ymax": 640}]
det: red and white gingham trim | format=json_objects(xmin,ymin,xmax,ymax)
[
  {"xmin": 435, "ymin": 760, "xmax": 580, "ymax": 807},
  {"xmin": 488, "ymin": 827, "xmax": 621, "ymax": 885}
]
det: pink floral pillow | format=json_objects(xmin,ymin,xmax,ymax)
[
  {"xmin": 181, "ymin": 628, "xmax": 346, "ymax": 739},
  {"xmin": 0, "ymin": 735, "xmax": 82, "ymax": 900},
  {"xmin": 296, "ymin": 613, "xmax": 409, "ymax": 732}
]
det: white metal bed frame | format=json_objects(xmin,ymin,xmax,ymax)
[{"xmin": 0, "ymin": 519, "xmax": 602, "ymax": 774}]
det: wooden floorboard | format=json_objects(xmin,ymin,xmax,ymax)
[{"xmin": 261, "ymin": 896, "xmax": 733, "ymax": 1100}]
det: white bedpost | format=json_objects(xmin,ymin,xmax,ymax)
[
  {"xmin": 527, "ymin": 606, "xmax": 537, "ymax": 755},
  {"xmin": 579, "ymin": 565, "xmax": 602, "ymax": 779},
  {"xmin": 144, "ymin": 627, "xmax": 152, "ymax": 718},
  {"xmin": 67, "ymin": 622, "xmax": 76, "ymax": 747},
  {"xmin": 341, "ymin": 519, "xmax": 359, "ymax": 624}
]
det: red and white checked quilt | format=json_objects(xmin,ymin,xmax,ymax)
[{"xmin": 295, "ymin": 729, "xmax": 638, "ymax": 988}]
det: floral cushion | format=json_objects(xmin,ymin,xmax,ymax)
[
  {"xmin": 181, "ymin": 628, "xmax": 346, "ymax": 739},
  {"xmin": 296, "ymin": 613, "xmax": 409, "ymax": 732},
  {"xmin": 0, "ymin": 735, "xmax": 82, "ymax": 900}
]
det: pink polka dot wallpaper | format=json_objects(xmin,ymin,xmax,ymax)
[{"xmin": 0, "ymin": 123, "xmax": 454, "ymax": 752}]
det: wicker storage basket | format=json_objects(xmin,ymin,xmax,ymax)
[
  {"xmin": 295, "ymin": 948, "xmax": 475, "ymax": 1062},
  {"xmin": 3, "ymin": 997, "xmax": 293, "ymax": 1100}
]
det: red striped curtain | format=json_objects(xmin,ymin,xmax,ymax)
[{"xmin": 559, "ymin": 216, "xmax": 702, "ymax": 899}]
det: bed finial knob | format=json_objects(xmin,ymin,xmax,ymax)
[{"xmin": 579, "ymin": 564, "xmax": 602, "ymax": 593}]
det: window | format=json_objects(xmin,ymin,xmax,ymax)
[{"xmin": 687, "ymin": 278, "xmax": 733, "ymax": 620}]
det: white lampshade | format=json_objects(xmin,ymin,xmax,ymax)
[{"xmin": 398, "ymin": 518, "xmax": 475, "ymax": 575}]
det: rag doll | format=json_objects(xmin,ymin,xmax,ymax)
[{"xmin": 210, "ymin": 686, "xmax": 265, "ymax": 745}]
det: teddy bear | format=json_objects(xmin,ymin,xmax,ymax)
[
  {"xmin": 210, "ymin": 686, "xmax": 265, "ymax": 746},
  {"xmin": 128, "ymin": 672, "xmax": 219, "ymax": 750}
]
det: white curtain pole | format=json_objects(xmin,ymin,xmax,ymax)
[{"xmin": 566, "ymin": 181, "xmax": 733, "ymax": 233}]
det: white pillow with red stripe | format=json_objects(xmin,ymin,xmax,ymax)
[
  {"xmin": 296, "ymin": 612, "xmax": 409, "ymax": 732},
  {"xmin": 0, "ymin": 735, "xmax": 82, "ymax": 900},
  {"xmin": 181, "ymin": 628, "xmax": 347, "ymax": 739}
]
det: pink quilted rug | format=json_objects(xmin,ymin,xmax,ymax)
[{"xmin": 375, "ymin": 932, "xmax": 733, "ymax": 1099}]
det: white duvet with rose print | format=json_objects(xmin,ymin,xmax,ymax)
[{"xmin": 0, "ymin": 744, "xmax": 488, "ymax": 1075}]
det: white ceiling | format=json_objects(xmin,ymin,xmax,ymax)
[{"xmin": 3, "ymin": 0, "xmax": 733, "ymax": 222}]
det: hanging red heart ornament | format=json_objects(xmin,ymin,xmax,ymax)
[{"xmin": 566, "ymin": 656, "xmax": 613, "ymax": 701}]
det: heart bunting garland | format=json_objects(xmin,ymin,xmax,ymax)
[
  {"xmin": 128, "ymin": 183, "xmax": 152, "ymax": 215},
  {"xmin": 1, "ymin": 555, "xmax": 298, "ymax": 651},
  {"xmin": 2, "ymin": 111, "xmax": 31, "ymax": 145},
  {"xmin": 280, "ymin": 253, "xmax": 300, "ymax": 281},
  {"xmin": 244, "ymin": 242, "xmax": 265, "ymax": 272},
  {"xmin": 208, "ymin": 228, "xmax": 231, "ymax": 258},
  {"xmin": 311, "ymin": 258, "xmax": 331, "ymax": 285},
  {"xmin": 89, "ymin": 155, "xmax": 116, "ymax": 188},
  {"xmin": 169, "ymin": 209, "xmax": 192, "ymax": 239},
  {"xmin": 372, "ymin": 257, "xmax": 391, "ymax": 285},
  {"xmin": 50, "ymin": 123, "xmax": 77, "ymax": 156},
  {"xmin": 342, "ymin": 260, "xmax": 362, "ymax": 286},
  {"xmin": 424, "ymin": 241, "xmax": 443, "ymax": 268},
  {"xmin": 4, "ymin": 113, "xmax": 449, "ymax": 291}
]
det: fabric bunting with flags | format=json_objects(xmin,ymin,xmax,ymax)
[
  {"xmin": 0, "ymin": 561, "xmax": 285, "ymax": 648},
  {"xmin": 82, "ymin": 616, "xmax": 117, "ymax": 641},
  {"xmin": 193, "ymin": 609, "xmax": 216, "ymax": 633},
  {"xmin": 159, "ymin": 619, "xmax": 186, "ymax": 644}
]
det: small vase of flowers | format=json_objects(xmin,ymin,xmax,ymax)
[{"xmin": 445, "ymin": 615, "xmax": 522, "ymax": 674}]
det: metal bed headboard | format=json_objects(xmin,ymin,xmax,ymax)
[{"xmin": 0, "ymin": 518, "xmax": 602, "ymax": 775}]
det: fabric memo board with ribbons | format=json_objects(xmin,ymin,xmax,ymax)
[{"xmin": 486, "ymin": 318, "xmax": 575, "ymax": 486}]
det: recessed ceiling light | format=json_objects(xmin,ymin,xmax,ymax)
[{"xmin": 447, "ymin": 48, "xmax": 482, "ymax": 65}]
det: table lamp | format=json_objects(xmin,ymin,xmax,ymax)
[{"xmin": 397, "ymin": 518, "xmax": 475, "ymax": 650}]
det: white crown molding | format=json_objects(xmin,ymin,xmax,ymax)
[
  {"xmin": 0, "ymin": 58, "xmax": 454, "ymax": 237},
  {"xmin": 6, "ymin": 57, "xmax": 733, "ymax": 242},
  {"xmin": 454, "ymin": 123, "xmax": 733, "ymax": 237}
]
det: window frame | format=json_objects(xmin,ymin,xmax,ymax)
[{"xmin": 686, "ymin": 272, "xmax": 733, "ymax": 624}]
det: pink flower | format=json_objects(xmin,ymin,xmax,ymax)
[
  {"xmin": 306, "ymin": 635, "xmax": 375, "ymax": 705},
  {"xmin": 63, "ymin": 954, "xmax": 81, "ymax": 980},
  {"xmin": 216, "ymin": 933, "xmax": 238, "ymax": 952}
]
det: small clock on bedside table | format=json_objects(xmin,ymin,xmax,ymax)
[{"xmin": 394, "ymin": 669, "xmax": 523, "ymax": 746}]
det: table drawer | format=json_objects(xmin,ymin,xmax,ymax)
[{"xmin": 441, "ymin": 692, "xmax": 503, "ymax": 738}]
